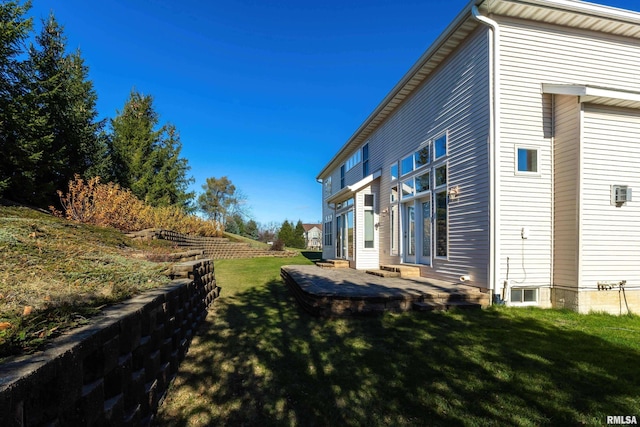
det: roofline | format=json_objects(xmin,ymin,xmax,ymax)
[
  {"xmin": 316, "ymin": 0, "xmax": 640, "ymax": 180},
  {"xmin": 316, "ymin": 0, "xmax": 482, "ymax": 180}
]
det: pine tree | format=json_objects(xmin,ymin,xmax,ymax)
[
  {"xmin": 245, "ymin": 219, "xmax": 259, "ymax": 240},
  {"xmin": 198, "ymin": 176, "xmax": 237, "ymax": 225},
  {"xmin": 293, "ymin": 220, "xmax": 306, "ymax": 249},
  {"xmin": 0, "ymin": 0, "xmax": 34, "ymax": 198},
  {"xmin": 109, "ymin": 90, "xmax": 193, "ymax": 207},
  {"xmin": 24, "ymin": 14, "xmax": 106, "ymax": 205},
  {"xmin": 278, "ymin": 220, "xmax": 294, "ymax": 247}
]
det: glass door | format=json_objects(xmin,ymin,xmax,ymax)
[
  {"xmin": 403, "ymin": 203, "xmax": 415, "ymax": 263},
  {"xmin": 417, "ymin": 198, "xmax": 431, "ymax": 265}
]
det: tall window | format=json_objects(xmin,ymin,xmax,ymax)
[
  {"xmin": 324, "ymin": 215, "xmax": 333, "ymax": 246},
  {"xmin": 364, "ymin": 194, "xmax": 374, "ymax": 248},
  {"xmin": 362, "ymin": 143, "xmax": 369, "ymax": 177},
  {"xmin": 340, "ymin": 165, "xmax": 345, "ymax": 189},
  {"xmin": 324, "ymin": 177, "xmax": 332, "ymax": 197},
  {"xmin": 435, "ymin": 190, "xmax": 448, "ymax": 257}
]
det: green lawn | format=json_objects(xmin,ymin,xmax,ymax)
[{"xmin": 156, "ymin": 256, "xmax": 640, "ymax": 427}]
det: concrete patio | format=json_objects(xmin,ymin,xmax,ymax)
[{"xmin": 281, "ymin": 264, "xmax": 490, "ymax": 317}]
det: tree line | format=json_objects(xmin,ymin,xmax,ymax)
[{"xmin": 0, "ymin": 1, "xmax": 192, "ymax": 209}]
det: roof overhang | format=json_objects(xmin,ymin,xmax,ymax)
[
  {"xmin": 542, "ymin": 83, "xmax": 640, "ymax": 110},
  {"xmin": 317, "ymin": 0, "xmax": 640, "ymax": 180},
  {"xmin": 326, "ymin": 169, "xmax": 381, "ymax": 205}
]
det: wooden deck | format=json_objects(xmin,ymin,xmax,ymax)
[{"xmin": 281, "ymin": 264, "xmax": 490, "ymax": 317}]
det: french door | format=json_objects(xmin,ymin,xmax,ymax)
[
  {"xmin": 336, "ymin": 210, "xmax": 354, "ymax": 260},
  {"xmin": 403, "ymin": 197, "xmax": 431, "ymax": 265}
]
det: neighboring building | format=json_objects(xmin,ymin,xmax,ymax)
[
  {"xmin": 317, "ymin": 0, "xmax": 640, "ymax": 314},
  {"xmin": 303, "ymin": 224, "xmax": 323, "ymax": 250}
]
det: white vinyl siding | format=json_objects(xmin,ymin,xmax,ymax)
[
  {"xmin": 498, "ymin": 17, "xmax": 640, "ymax": 288},
  {"xmin": 580, "ymin": 105, "xmax": 640, "ymax": 287},
  {"xmin": 552, "ymin": 95, "xmax": 581, "ymax": 289},
  {"xmin": 367, "ymin": 28, "xmax": 491, "ymax": 285}
]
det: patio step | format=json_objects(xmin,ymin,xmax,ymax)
[
  {"xmin": 316, "ymin": 259, "xmax": 350, "ymax": 269},
  {"xmin": 365, "ymin": 269, "xmax": 401, "ymax": 278},
  {"xmin": 380, "ymin": 264, "xmax": 421, "ymax": 278}
]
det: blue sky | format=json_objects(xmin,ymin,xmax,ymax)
[{"xmin": 27, "ymin": 0, "xmax": 640, "ymax": 225}]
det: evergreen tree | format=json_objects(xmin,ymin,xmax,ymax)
[
  {"xmin": 0, "ymin": 0, "xmax": 34, "ymax": 198},
  {"xmin": 293, "ymin": 220, "xmax": 306, "ymax": 249},
  {"xmin": 278, "ymin": 220, "xmax": 294, "ymax": 247},
  {"xmin": 109, "ymin": 90, "xmax": 193, "ymax": 207},
  {"xmin": 25, "ymin": 14, "xmax": 107, "ymax": 205}
]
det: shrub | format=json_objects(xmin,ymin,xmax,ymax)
[
  {"xmin": 51, "ymin": 175, "xmax": 221, "ymax": 236},
  {"xmin": 270, "ymin": 238, "xmax": 285, "ymax": 251}
]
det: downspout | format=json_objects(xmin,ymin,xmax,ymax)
[{"xmin": 472, "ymin": 5, "xmax": 501, "ymax": 303}]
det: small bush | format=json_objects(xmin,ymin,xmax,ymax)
[
  {"xmin": 51, "ymin": 175, "xmax": 221, "ymax": 236},
  {"xmin": 270, "ymin": 238, "xmax": 285, "ymax": 251}
]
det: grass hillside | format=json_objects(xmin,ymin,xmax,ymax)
[{"xmin": 0, "ymin": 204, "xmax": 175, "ymax": 360}]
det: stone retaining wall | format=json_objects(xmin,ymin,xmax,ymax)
[{"xmin": 0, "ymin": 259, "xmax": 219, "ymax": 427}]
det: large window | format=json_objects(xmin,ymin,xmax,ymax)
[{"xmin": 346, "ymin": 149, "xmax": 362, "ymax": 171}]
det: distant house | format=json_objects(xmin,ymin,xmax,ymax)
[
  {"xmin": 317, "ymin": 0, "xmax": 640, "ymax": 314},
  {"xmin": 303, "ymin": 224, "xmax": 323, "ymax": 250}
]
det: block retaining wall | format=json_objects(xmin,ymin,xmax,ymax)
[{"xmin": 0, "ymin": 259, "xmax": 219, "ymax": 427}]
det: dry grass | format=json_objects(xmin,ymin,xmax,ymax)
[{"xmin": 0, "ymin": 205, "xmax": 176, "ymax": 360}]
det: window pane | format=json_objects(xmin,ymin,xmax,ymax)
[
  {"xmin": 422, "ymin": 201, "xmax": 431, "ymax": 258},
  {"xmin": 390, "ymin": 164, "xmax": 398, "ymax": 181},
  {"xmin": 517, "ymin": 148, "xmax": 538, "ymax": 172},
  {"xmin": 416, "ymin": 172, "xmax": 430, "ymax": 193},
  {"xmin": 390, "ymin": 205, "xmax": 398, "ymax": 255},
  {"xmin": 401, "ymin": 179, "xmax": 415, "ymax": 198},
  {"xmin": 391, "ymin": 186, "xmax": 398, "ymax": 203},
  {"xmin": 435, "ymin": 135, "xmax": 447, "ymax": 159},
  {"xmin": 401, "ymin": 155, "xmax": 414, "ymax": 175},
  {"xmin": 340, "ymin": 165, "xmax": 345, "ymax": 188},
  {"xmin": 415, "ymin": 145, "xmax": 430, "ymax": 168},
  {"xmin": 435, "ymin": 165, "xmax": 447, "ymax": 186},
  {"xmin": 364, "ymin": 210, "xmax": 374, "ymax": 248},
  {"xmin": 510, "ymin": 289, "xmax": 522, "ymax": 303},
  {"xmin": 364, "ymin": 194, "xmax": 374, "ymax": 207},
  {"xmin": 435, "ymin": 191, "xmax": 447, "ymax": 257},
  {"xmin": 524, "ymin": 289, "xmax": 537, "ymax": 302}
]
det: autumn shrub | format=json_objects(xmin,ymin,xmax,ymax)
[{"xmin": 51, "ymin": 175, "xmax": 221, "ymax": 236}]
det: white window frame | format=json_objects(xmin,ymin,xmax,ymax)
[
  {"xmin": 363, "ymin": 194, "xmax": 375, "ymax": 249},
  {"xmin": 509, "ymin": 287, "xmax": 539, "ymax": 306},
  {"xmin": 514, "ymin": 146, "xmax": 541, "ymax": 176}
]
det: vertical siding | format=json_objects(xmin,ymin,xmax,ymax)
[
  {"xmin": 498, "ymin": 17, "xmax": 640, "ymax": 288},
  {"xmin": 581, "ymin": 105, "xmax": 640, "ymax": 288},
  {"xmin": 552, "ymin": 95, "xmax": 581, "ymax": 288}
]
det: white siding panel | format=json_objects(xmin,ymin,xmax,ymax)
[
  {"xmin": 498, "ymin": 16, "xmax": 640, "ymax": 288},
  {"xmin": 552, "ymin": 95, "xmax": 581, "ymax": 288},
  {"xmin": 362, "ymin": 28, "xmax": 491, "ymax": 286},
  {"xmin": 581, "ymin": 106, "xmax": 640, "ymax": 288}
]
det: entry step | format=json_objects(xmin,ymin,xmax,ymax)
[
  {"xmin": 365, "ymin": 269, "xmax": 400, "ymax": 278},
  {"xmin": 379, "ymin": 264, "xmax": 421, "ymax": 278},
  {"xmin": 316, "ymin": 259, "xmax": 350, "ymax": 269}
]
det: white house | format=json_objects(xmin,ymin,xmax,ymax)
[
  {"xmin": 303, "ymin": 223, "xmax": 323, "ymax": 250},
  {"xmin": 317, "ymin": 0, "xmax": 640, "ymax": 314}
]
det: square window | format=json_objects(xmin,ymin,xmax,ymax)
[
  {"xmin": 415, "ymin": 145, "xmax": 430, "ymax": 168},
  {"xmin": 401, "ymin": 154, "xmax": 414, "ymax": 176},
  {"xmin": 435, "ymin": 135, "xmax": 447, "ymax": 159},
  {"xmin": 401, "ymin": 179, "xmax": 415, "ymax": 198},
  {"xmin": 416, "ymin": 172, "xmax": 430, "ymax": 193},
  {"xmin": 517, "ymin": 148, "xmax": 538, "ymax": 173}
]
